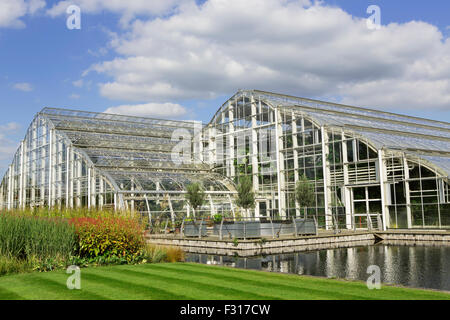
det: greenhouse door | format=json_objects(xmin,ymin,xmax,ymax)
[{"xmin": 351, "ymin": 186, "xmax": 382, "ymax": 229}]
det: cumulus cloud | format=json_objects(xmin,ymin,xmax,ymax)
[
  {"xmin": 104, "ymin": 102, "xmax": 188, "ymax": 118},
  {"xmin": 84, "ymin": 0, "xmax": 450, "ymax": 111},
  {"xmin": 0, "ymin": 0, "xmax": 45, "ymax": 28},
  {"xmin": 13, "ymin": 82, "xmax": 33, "ymax": 92}
]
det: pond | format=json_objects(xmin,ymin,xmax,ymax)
[{"xmin": 185, "ymin": 243, "xmax": 450, "ymax": 292}]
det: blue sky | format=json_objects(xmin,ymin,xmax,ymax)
[{"xmin": 0, "ymin": 0, "xmax": 449, "ymax": 176}]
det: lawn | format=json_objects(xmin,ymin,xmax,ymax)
[{"xmin": 0, "ymin": 262, "xmax": 448, "ymax": 300}]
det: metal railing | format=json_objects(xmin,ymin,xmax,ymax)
[
  {"xmin": 144, "ymin": 211, "xmax": 383, "ymax": 240},
  {"xmin": 147, "ymin": 216, "xmax": 318, "ymax": 240}
]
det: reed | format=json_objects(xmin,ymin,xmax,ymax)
[{"xmin": 0, "ymin": 213, "xmax": 76, "ymax": 263}]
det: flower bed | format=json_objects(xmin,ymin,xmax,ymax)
[{"xmin": 69, "ymin": 216, "xmax": 145, "ymax": 263}]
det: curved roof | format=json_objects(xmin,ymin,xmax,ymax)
[
  {"xmin": 40, "ymin": 108, "xmax": 236, "ymax": 193},
  {"xmin": 230, "ymin": 90, "xmax": 450, "ymax": 178}
]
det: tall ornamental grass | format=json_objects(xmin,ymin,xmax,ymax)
[
  {"xmin": 144, "ymin": 244, "xmax": 185, "ymax": 263},
  {"xmin": 0, "ymin": 213, "xmax": 76, "ymax": 263},
  {"xmin": 5, "ymin": 207, "xmax": 139, "ymax": 220}
]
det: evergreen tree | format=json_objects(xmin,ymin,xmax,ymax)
[
  {"xmin": 236, "ymin": 175, "xmax": 255, "ymax": 217},
  {"xmin": 295, "ymin": 174, "xmax": 316, "ymax": 217},
  {"xmin": 185, "ymin": 183, "xmax": 206, "ymax": 216}
]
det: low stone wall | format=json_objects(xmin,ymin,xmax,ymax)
[
  {"xmin": 147, "ymin": 232, "xmax": 375, "ymax": 252},
  {"xmin": 146, "ymin": 230, "xmax": 450, "ymax": 257},
  {"xmin": 376, "ymin": 231, "xmax": 450, "ymax": 242},
  {"xmin": 180, "ymin": 239, "xmax": 376, "ymax": 256}
]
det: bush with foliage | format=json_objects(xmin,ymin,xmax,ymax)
[
  {"xmin": 69, "ymin": 216, "xmax": 145, "ymax": 263},
  {"xmin": 213, "ymin": 214, "xmax": 223, "ymax": 224}
]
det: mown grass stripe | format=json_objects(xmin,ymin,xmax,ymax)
[
  {"xmin": 12, "ymin": 273, "xmax": 108, "ymax": 300},
  {"xmin": 0, "ymin": 263, "xmax": 448, "ymax": 300},
  {"xmin": 107, "ymin": 266, "xmax": 281, "ymax": 300},
  {"xmin": 135, "ymin": 263, "xmax": 371, "ymax": 300},
  {"xmin": 158, "ymin": 263, "xmax": 450, "ymax": 300},
  {"xmin": 0, "ymin": 285, "xmax": 25, "ymax": 300},
  {"xmin": 80, "ymin": 271, "xmax": 190, "ymax": 300}
]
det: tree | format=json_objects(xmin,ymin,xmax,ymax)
[
  {"xmin": 235, "ymin": 175, "xmax": 255, "ymax": 218},
  {"xmin": 185, "ymin": 183, "xmax": 206, "ymax": 217},
  {"xmin": 295, "ymin": 174, "xmax": 316, "ymax": 218}
]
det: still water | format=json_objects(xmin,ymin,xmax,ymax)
[{"xmin": 185, "ymin": 244, "xmax": 450, "ymax": 291}]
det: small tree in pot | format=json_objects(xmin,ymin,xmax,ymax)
[
  {"xmin": 235, "ymin": 175, "xmax": 255, "ymax": 218},
  {"xmin": 295, "ymin": 174, "xmax": 315, "ymax": 218},
  {"xmin": 185, "ymin": 183, "xmax": 206, "ymax": 217}
]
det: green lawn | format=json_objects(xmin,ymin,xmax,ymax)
[{"xmin": 0, "ymin": 262, "xmax": 448, "ymax": 300}]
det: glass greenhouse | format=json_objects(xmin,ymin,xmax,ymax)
[{"xmin": 1, "ymin": 89, "xmax": 449, "ymax": 230}]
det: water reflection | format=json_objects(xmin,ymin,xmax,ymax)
[{"xmin": 185, "ymin": 244, "xmax": 450, "ymax": 291}]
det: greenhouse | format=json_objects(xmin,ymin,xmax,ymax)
[{"xmin": 1, "ymin": 89, "xmax": 449, "ymax": 230}]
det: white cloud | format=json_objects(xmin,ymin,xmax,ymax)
[
  {"xmin": 85, "ymin": 0, "xmax": 450, "ymax": 112},
  {"xmin": 0, "ymin": 122, "xmax": 21, "ymax": 163},
  {"xmin": 69, "ymin": 93, "xmax": 80, "ymax": 99},
  {"xmin": 105, "ymin": 102, "xmax": 188, "ymax": 118},
  {"xmin": 72, "ymin": 79, "xmax": 83, "ymax": 87},
  {"xmin": 0, "ymin": 140, "xmax": 19, "ymax": 161},
  {"xmin": 0, "ymin": 0, "xmax": 45, "ymax": 28},
  {"xmin": 87, "ymin": 47, "xmax": 108, "ymax": 57},
  {"xmin": 0, "ymin": 122, "xmax": 21, "ymax": 132},
  {"xmin": 13, "ymin": 82, "xmax": 33, "ymax": 92},
  {"xmin": 47, "ymin": 0, "xmax": 189, "ymax": 26}
]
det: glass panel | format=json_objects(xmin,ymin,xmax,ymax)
[
  {"xmin": 368, "ymin": 186, "xmax": 381, "ymax": 199},
  {"xmin": 353, "ymin": 187, "xmax": 365, "ymax": 200},
  {"xmin": 411, "ymin": 205, "xmax": 424, "ymax": 227},
  {"xmin": 354, "ymin": 202, "xmax": 366, "ymax": 214},
  {"xmin": 440, "ymin": 204, "xmax": 450, "ymax": 227},
  {"xmin": 369, "ymin": 201, "xmax": 381, "ymax": 214},
  {"xmin": 423, "ymin": 204, "xmax": 440, "ymax": 227}
]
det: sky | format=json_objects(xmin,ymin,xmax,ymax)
[{"xmin": 0, "ymin": 0, "xmax": 450, "ymax": 177}]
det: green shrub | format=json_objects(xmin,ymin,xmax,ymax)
[
  {"xmin": 0, "ymin": 255, "xmax": 32, "ymax": 276},
  {"xmin": 70, "ymin": 216, "xmax": 145, "ymax": 263},
  {"xmin": 213, "ymin": 214, "xmax": 223, "ymax": 223}
]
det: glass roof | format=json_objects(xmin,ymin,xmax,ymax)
[
  {"xmin": 406, "ymin": 153, "xmax": 450, "ymax": 178},
  {"xmin": 245, "ymin": 89, "xmax": 449, "ymax": 155},
  {"xmin": 226, "ymin": 90, "xmax": 450, "ymax": 176},
  {"xmin": 40, "ymin": 108, "xmax": 234, "ymax": 193},
  {"xmin": 350, "ymin": 129, "xmax": 450, "ymax": 153},
  {"xmin": 39, "ymin": 90, "xmax": 449, "ymax": 184},
  {"xmin": 253, "ymin": 90, "xmax": 450, "ymax": 130}
]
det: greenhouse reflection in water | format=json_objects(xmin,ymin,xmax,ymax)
[{"xmin": 186, "ymin": 244, "xmax": 450, "ymax": 291}]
